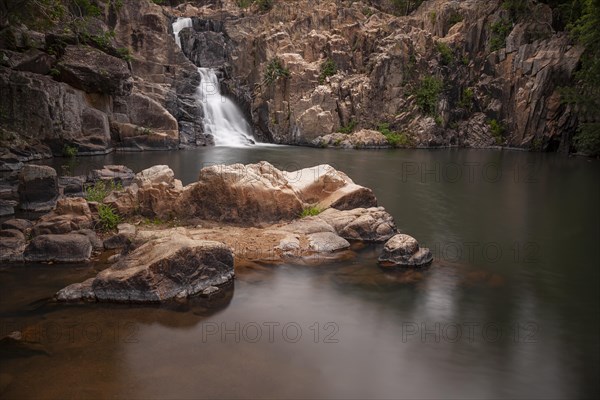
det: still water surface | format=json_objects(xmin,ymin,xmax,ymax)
[{"xmin": 1, "ymin": 147, "xmax": 599, "ymax": 399}]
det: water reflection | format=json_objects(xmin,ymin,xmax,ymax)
[{"xmin": 1, "ymin": 148, "xmax": 597, "ymax": 398}]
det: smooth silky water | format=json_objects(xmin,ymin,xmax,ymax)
[{"xmin": 1, "ymin": 147, "xmax": 598, "ymax": 399}]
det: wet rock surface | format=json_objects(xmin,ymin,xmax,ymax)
[{"xmin": 378, "ymin": 234, "xmax": 433, "ymax": 267}]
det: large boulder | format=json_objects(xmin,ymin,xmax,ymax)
[
  {"xmin": 56, "ymin": 45, "xmax": 133, "ymax": 96},
  {"xmin": 24, "ymin": 234, "xmax": 92, "ymax": 263},
  {"xmin": 18, "ymin": 165, "xmax": 58, "ymax": 212},
  {"xmin": 318, "ymin": 207, "xmax": 397, "ymax": 242},
  {"xmin": 56, "ymin": 234, "xmax": 234, "ymax": 303},
  {"xmin": 378, "ymin": 234, "xmax": 433, "ymax": 267},
  {"xmin": 175, "ymin": 161, "xmax": 304, "ymax": 225},
  {"xmin": 103, "ymin": 165, "xmax": 183, "ymax": 218},
  {"xmin": 31, "ymin": 198, "xmax": 93, "ymax": 236},
  {"xmin": 285, "ymin": 164, "xmax": 378, "ymax": 211}
]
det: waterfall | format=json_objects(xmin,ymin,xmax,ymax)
[
  {"xmin": 196, "ymin": 68, "xmax": 255, "ymax": 146},
  {"xmin": 172, "ymin": 17, "xmax": 256, "ymax": 147},
  {"xmin": 172, "ymin": 17, "xmax": 192, "ymax": 49}
]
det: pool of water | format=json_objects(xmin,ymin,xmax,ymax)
[{"xmin": 1, "ymin": 147, "xmax": 599, "ymax": 399}]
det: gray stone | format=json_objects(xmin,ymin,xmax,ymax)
[
  {"xmin": 24, "ymin": 234, "xmax": 92, "ymax": 263},
  {"xmin": 378, "ymin": 234, "xmax": 433, "ymax": 267},
  {"xmin": 18, "ymin": 165, "xmax": 58, "ymax": 212}
]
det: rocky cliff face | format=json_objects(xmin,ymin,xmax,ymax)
[
  {"xmin": 0, "ymin": 0, "xmax": 585, "ymax": 159},
  {"xmin": 173, "ymin": 0, "xmax": 583, "ymax": 151}
]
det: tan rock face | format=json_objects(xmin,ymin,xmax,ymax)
[
  {"xmin": 176, "ymin": 161, "xmax": 304, "ymax": 225},
  {"xmin": 32, "ymin": 197, "xmax": 94, "ymax": 236},
  {"xmin": 56, "ymin": 233, "xmax": 234, "ymax": 303}
]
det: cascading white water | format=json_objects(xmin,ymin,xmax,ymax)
[
  {"xmin": 172, "ymin": 18, "xmax": 256, "ymax": 147},
  {"xmin": 172, "ymin": 17, "xmax": 192, "ymax": 49},
  {"xmin": 196, "ymin": 68, "xmax": 255, "ymax": 146}
]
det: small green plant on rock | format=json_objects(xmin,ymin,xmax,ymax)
[
  {"xmin": 300, "ymin": 205, "xmax": 322, "ymax": 218},
  {"xmin": 489, "ymin": 18, "xmax": 512, "ymax": 52},
  {"xmin": 457, "ymin": 87, "xmax": 474, "ymax": 110},
  {"xmin": 85, "ymin": 180, "xmax": 123, "ymax": 203},
  {"xmin": 338, "ymin": 120, "xmax": 356, "ymax": 134},
  {"xmin": 97, "ymin": 204, "xmax": 121, "ymax": 231},
  {"xmin": 319, "ymin": 58, "xmax": 337, "ymax": 84},
  {"xmin": 489, "ymin": 119, "xmax": 505, "ymax": 144},
  {"xmin": 436, "ymin": 42, "xmax": 454, "ymax": 65},
  {"xmin": 377, "ymin": 123, "xmax": 410, "ymax": 147},
  {"xmin": 413, "ymin": 76, "xmax": 444, "ymax": 115},
  {"xmin": 264, "ymin": 57, "xmax": 290, "ymax": 85},
  {"xmin": 62, "ymin": 144, "xmax": 78, "ymax": 158}
]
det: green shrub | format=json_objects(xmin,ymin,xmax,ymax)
[
  {"xmin": 62, "ymin": 144, "xmax": 78, "ymax": 158},
  {"xmin": 318, "ymin": 58, "xmax": 337, "ymax": 84},
  {"xmin": 300, "ymin": 205, "xmax": 322, "ymax": 218},
  {"xmin": 413, "ymin": 76, "xmax": 444, "ymax": 115},
  {"xmin": 448, "ymin": 12, "xmax": 463, "ymax": 26},
  {"xmin": 391, "ymin": 0, "xmax": 424, "ymax": 16},
  {"xmin": 97, "ymin": 204, "xmax": 121, "ymax": 231},
  {"xmin": 49, "ymin": 67, "xmax": 60, "ymax": 77},
  {"xmin": 457, "ymin": 87, "xmax": 474, "ymax": 110},
  {"xmin": 264, "ymin": 57, "xmax": 290, "ymax": 85},
  {"xmin": 384, "ymin": 132, "xmax": 410, "ymax": 147},
  {"xmin": 338, "ymin": 120, "xmax": 356, "ymax": 134},
  {"xmin": 116, "ymin": 47, "xmax": 132, "ymax": 62},
  {"xmin": 489, "ymin": 119, "xmax": 505, "ymax": 144},
  {"xmin": 377, "ymin": 123, "xmax": 410, "ymax": 147},
  {"xmin": 256, "ymin": 0, "xmax": 274, "ymax": 11},
  {"xmin": 436, "ymin": 42, "xmax": 454, "ymax": 65},
  {"xmin": 489, "ymin": 18, "xmax": 512, "ymax": 52},
  {"xmin": 85, "ymin": 180, "xmax": 123, "ymax": 203},
  {"xmin": 573, "ymin": 123, "xmax": 600, "ymax": 156}
]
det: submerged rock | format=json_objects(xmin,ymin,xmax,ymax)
[
  {"xmin": 378, "ymin": 234, "xmax": 433, "ymax": 267},
  {"xmin": 56, "ymin": 233, "xmax": 234, "ymax": 303}
]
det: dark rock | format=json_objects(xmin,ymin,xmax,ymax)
[
  {"xmin": 88, "ymin": 165, "xmax": 135, "ymax": 185},
  {"xmin": 56, "ymin": 234, "xmax": 234, "ymax": 303},
  {"xmin": 58, "ymin": 175, "xmax": 86, "ymax": 197},
  {"xmin": 13, "ymin": 49, "xmax": 55, "ymax": 75},
  {"xmin": 24, "ymin": 234, "xmax": 92, "ymax": 263},
  {"xmin": 103, "ymin": 233, "xmax": 131, "ymax": 250},
  {"xmin": 0, "ymin": 199, "xmax": 17, "ymax": 216},
  {"xmin": 18, "ymin": 165, "xmax": 58, "ymax": 212},
  {"xmin": 378, "ymin": 234, "xmax": 433, "ymax": 267},
  {"xmin": 56, "ymin": 45, "xmax": 133, "ymax": 96},
  {"xmin": 0, "ymin": 229, "xmax": 25, "ymax": 241},
  {"xmin": 1, "ymin": 218, "xmax": 33, "ymax": 232},
  {"xmin": 75, "ymin": 229, "xmax": 103, "ymax": 250}
]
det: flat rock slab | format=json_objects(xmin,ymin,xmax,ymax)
[
  {"xmin": 24, "ymin": 234, "xmax": 92, "ymax": 263},
  {"xmin": 57, "ymin": 234, "xmax": 234, "ymax": 303}
]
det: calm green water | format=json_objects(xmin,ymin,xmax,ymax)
[{"xmin": 1, "ymin": 147, "xmax": 599, "ymax": 399}]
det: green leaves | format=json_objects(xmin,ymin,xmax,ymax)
[{"xmin": 264, "ymin": 57, "xmax": 290, "ymax": 85}]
